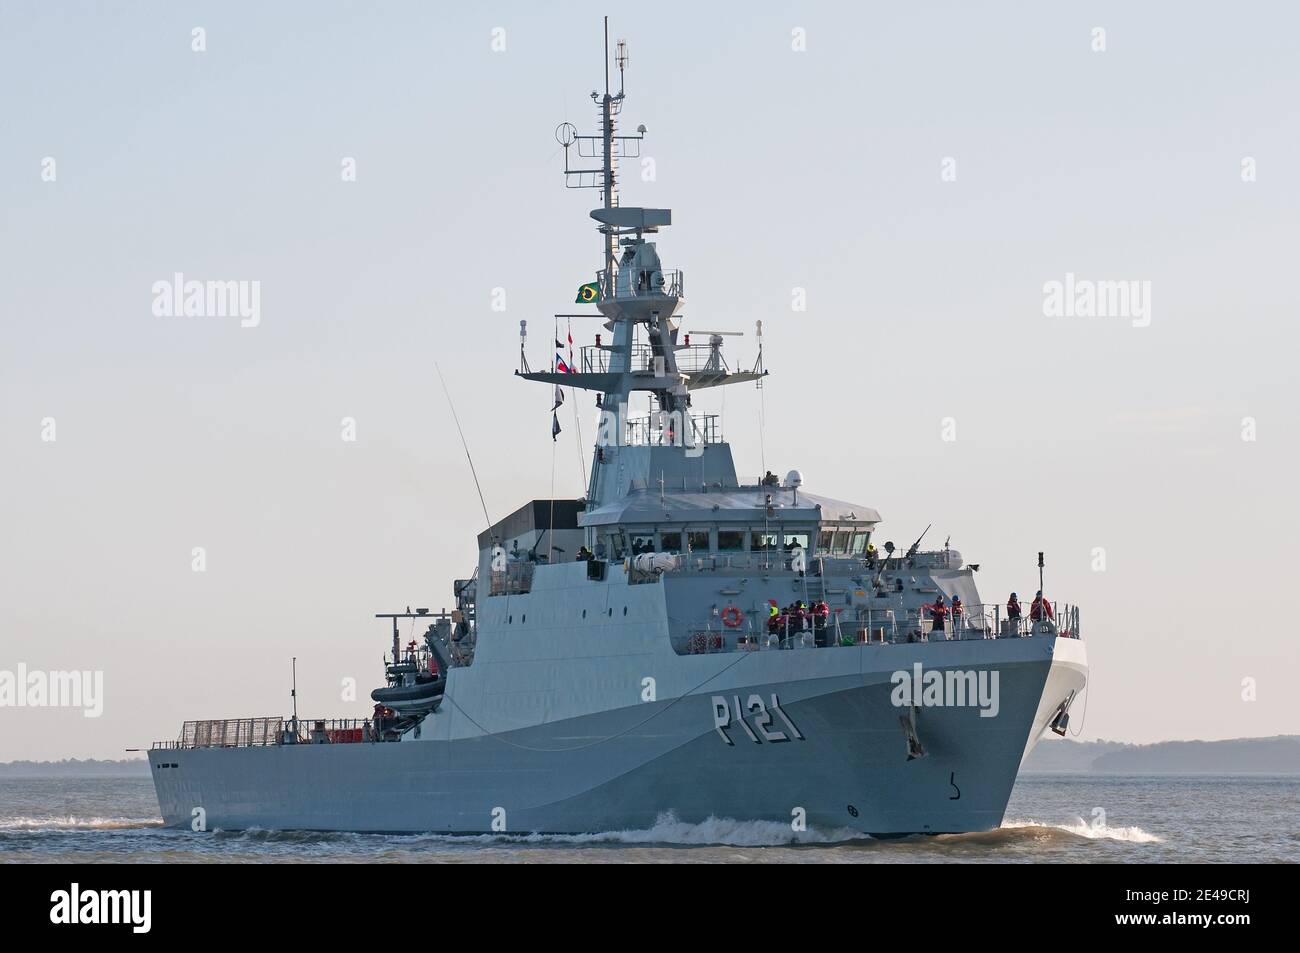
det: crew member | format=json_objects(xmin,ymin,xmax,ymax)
[
  {"xmin": 813, "ymin": 600, "xmax": 830, "ymax": 629},
  {"xmin": 929, "ymin": 596, "xmax": 949, "ymax": 638},
  {"xmin": 812, "ymin": 599, "xmax": 831, "ymax": 646},
  {"xmin": 950, "ymin": 595, "xmax": 964, "ymax": 629},
  {"xmin": 1007, "ymin": 592, "xmax": 1021, "ymax": 620},
  {"xmin": 1030, "ymin": 590, "xmax": 1054, "ymax": 622}
]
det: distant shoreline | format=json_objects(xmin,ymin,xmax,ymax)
[
  {"xmin": 0, "ymin": 759, "xmax": 149, "ymax": 778},
  {"xmin": 3, "ymin": 735, "xmax": 1297, "ymax": 778},
  {"xmin": 1022, "ymin": 735, "xmax": 1299, "ymax": 775}
]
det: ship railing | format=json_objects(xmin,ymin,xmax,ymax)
[
  {"xmin": 597, "ymin": 267, "xmax": 683, "ymax": 300},
  {"xmin": 623, "ymin": 413, "xmax": 719, "ymax": 448},
  {"xmin": 671, "ymin": 553, "xmax": 892, "ymax": 575},
  {"xmin": 578, "ymin": 343, "xmax": 658, "ymax": 375},
  {"xmin": 986, "ymin": 601, "xmax": 1081, "ymax": 639},
  {"xmin": 669, "ymin": 601, "xmax": 1081, "ymax": 656},
  {"xmin": 619, "ymin": 553, "xmax": 917, "ymax": 577},
  {"xmin": 164, "ymin": 717, "xmax": 284, "ymax": 749},
  {"xmin": 670, "ymin": 344, "xmax": 733, "ymax": 374},
  {"xmin": 674, "ymin": 551, "xmax": 970, "ymax": 575},
  {"xmin": 151, "ymin": 716, "xmax": 378, "ymax": 750},
  {"xmin": 282, "ymin": 718, "xmax": 373, "ymax": 745},
  {"xmin": 580, "ymin": 344, "xmax": 732, "ymax": 377},
  {"xmin": 488, "ymin": 561, "xmax": 534, "ymax": 596},
  {"xmin": 873, "ymin": 601, "xmax": 1082, "ymax": 642},
  {"xmin": 580, "ymin": 344, "xmax": 622, "ymax": 375}
]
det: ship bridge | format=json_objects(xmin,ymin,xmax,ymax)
[{"xmin": 580, "ymin": 486, "xmax": 881, "ymax": 563}]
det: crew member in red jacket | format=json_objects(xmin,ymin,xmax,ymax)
[
  {"xmin": 1030, "ymin": 590, "xmax": 1054, "ymax": 622},
  {"xmin": 929, "ymin": 596, "xmax": 949, "ymax": 637}
]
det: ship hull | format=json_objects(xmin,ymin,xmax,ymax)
[{"xmin": 149, "ymin": 635, "xmax": 1086, "ymax": 836}]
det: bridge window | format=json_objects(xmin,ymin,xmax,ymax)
[
  {"xmin": 784, "ymin": 531, "xmax": 811, "ymax": 552},
  {"xmin": 851, "ymin": 530, "xmax": 870, "ymax": 555},
  {"xmin": 717, "ymin": 530, "xmax": 745, "ymax": 551},
  {"xmin": 660, "ymin": 530, "xmax": 683, "ymax": 553},
  {"xmin": 630, "ymin": 532, "xmax": 656, "ymax": 555},
  {"xmin": 687, "ymin": 530, "xmax": 710, "ymax": 553},
  {"xmin": 751, "ymin": 531, "xmax": 778, "ymax": 552},
  {"xmin": 817, "ymin": 528, "xmax": 834, "ymax": 553}
]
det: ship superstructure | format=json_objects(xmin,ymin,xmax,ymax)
[{"xmin": 149, "ymin": 21, "xmax": 1087, "ymax": 836}]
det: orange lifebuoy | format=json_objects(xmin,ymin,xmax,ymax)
[{"xmin": 721, "ymin": 605, "xmax": 744, "ymax": 628}]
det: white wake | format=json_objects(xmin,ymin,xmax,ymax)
[
  {"xmin": 0, "ymin": 815, "xmax": 162, "ymax": 831},
  {"xmin": 413, "ymin": 812, "xmax": 869, "ymax": 847},
  {"xmin": 1002, "ymin": 817, "xmax": 1163, "ymax": 843}
]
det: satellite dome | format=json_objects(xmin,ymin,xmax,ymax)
[{"xmin": 784, "ymin": 469, "xmax": 803, "ymax": 488}]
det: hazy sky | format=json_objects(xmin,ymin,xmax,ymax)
[{"xmin": 2, "ymin": 2, "xmax": 1298, "ymax": 760}]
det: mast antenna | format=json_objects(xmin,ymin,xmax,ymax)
[
  {"xmin": 555, "ymin": 19, "xmax": 641, "ymax": 287},
  {"xmin": 436, "ymin": 362, "xmax": 492, "ymax": 528}
]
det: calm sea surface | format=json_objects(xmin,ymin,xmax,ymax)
[{"xmin": 1, "ymin": 774, "xmax": 1295, "ymax": 863}]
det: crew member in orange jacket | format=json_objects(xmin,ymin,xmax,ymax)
[
  {"xmin": 1030, "ymin": 590, "xmax": 1054, "ymax": 622},
  {"xmin": 929, "ymin": 596, "xmax": 949, "ymax": 637}
]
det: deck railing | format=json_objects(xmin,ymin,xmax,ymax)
[
  {"xmin": 488, "ymin": 561, "xmax": 535, "ymax": 596},
  {"xmin": 152, "ymin": 717, "xmax": 376, "ymax": 750},
  {"xmin": 623, "ymin": 413, "xmax": 718, "ymax": 448},
  {"xmin": 580, "ymin": 343, "xmax": 732, "ymax": 376},
  {"xmin": 671, "ymin": 602, "xmax": 1081, "ymax": 656},
  {"xmin": 597, "ymin": 267, "xmax": 683, "ymax": 299}
]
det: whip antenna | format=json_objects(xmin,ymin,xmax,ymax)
[{"xmin": 435, "ymin": 362, "xmax": 492, "ymax": 527}]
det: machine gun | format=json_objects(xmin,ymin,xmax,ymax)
[
  {"xmin": 905, "ymin": 523, "xmax": 932, "ymax": 561},
  {"xmin": 528, "ymin": 528, "xmax": 565, "ymax": 563}
]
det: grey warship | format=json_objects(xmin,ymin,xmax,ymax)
[{"xmin": 149, "ymin": 23, "xmax": 1088, "ymax": 837}]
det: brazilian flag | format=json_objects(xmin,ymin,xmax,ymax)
[{"xmin": 575, "ymin": 281, "xmax": 601, "ymax": 304}]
